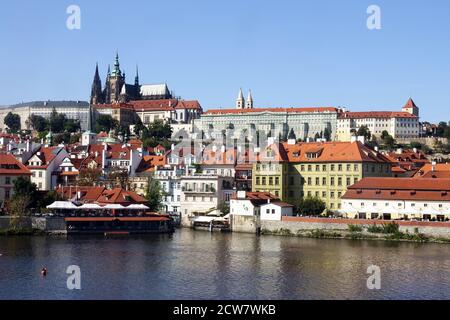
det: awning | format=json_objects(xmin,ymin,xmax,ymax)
[
  {"xmin": 79, "ymin": 203, "xmax": 104, "ymax": 210},
  {"xmin": 46, "ymin": 201, "xmax": 79, "ymax": 210},
  {"xmin": 101, "ymin": 204, "xmax": 126, "ymax": 210},
  {"xmin": 125, "ymin": 204, "xmax": 150, "ymax": 210}
]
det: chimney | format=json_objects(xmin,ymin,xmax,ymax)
[
  {"xmin": 413, "ymin": 148, "xmax": 418, "ymax": 154},
  {"xmin": 288, "ymin": 139, "xmax": 296, "ymax": 145},
  {"xmin": 432, "ymin": 161, "xmax": 437, "ymax": 172},
  {"xmin": 267, "ymin": 199, "xmax": 271, "ymax": 204},
  {"xmin": 374, "ymin": 146, "xmax": 379, "ymax": 152},
  {"xmin": 26, "ymin": 139, "xmax": 31, "ymax": 153}
]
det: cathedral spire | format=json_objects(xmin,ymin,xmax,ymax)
[
  {"xmin": 90, "ymin": 63, "xmax": 104, "ymax": 105},
  {"xmin": 113, "ymin": 52, "xmax": 121, "ymax": 76},
  {"xmin": 135, "ymin": 65, "xmax": 140, "ymax": 86}
]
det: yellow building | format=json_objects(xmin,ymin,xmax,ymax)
[{"xmin": 253, "ymin": 141, "xmax": 392, "ymax": 212}]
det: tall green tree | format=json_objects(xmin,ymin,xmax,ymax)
[
  {"xmin": 29, "ymin": 115, "xmax": 48, "ymax": 132},
  {"xmin": 323, "ymin": 127, "xmax": 332, "ymax": 141},
  {"xmin": 145, "ymin": 178, "xmax": 163, "ymax": 212},
  {"xmin": 95, "ymin": 114, "xmax": 119, "ymax": 133},
  {"xmin": 4, "ymin": 112, "xmax": 21, "ymax": 133}
]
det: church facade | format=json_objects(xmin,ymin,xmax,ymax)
[{"xmin": 90, "ymin": 53, "xmax": 173, "ymax": 105}]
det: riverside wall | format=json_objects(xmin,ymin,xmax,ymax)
[
  {"xmin": 231, "ymin": 215, "xmax": 450, "ymax": 239},
  {"xmin": 0, "ymin": 217, "xmax": 66, "ymax": 233}
]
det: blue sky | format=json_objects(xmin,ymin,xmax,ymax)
[{"xmin": 0, "ymin": 0, "xmax": 449, "ymax": 122}]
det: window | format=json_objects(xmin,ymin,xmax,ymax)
[
  {"xmin": 275, "ymin": 177, "xmax": 279, "ymax": 185},
  {"xmin": 269, "ymin": 177, "xmax": 273, "ymax": 185},
  {"xmin": 330, "ymin": 177, "xmax": 335, "ymax": 186},
  {"xmin": 5, "ymin": 177, "xmax": 10, "ymax": 185},
  {"xmin": 289, "ymin": 176, "xmax": 294, "ymax": 186},
  {"xmin": 331, "ymin": 164, "xmax": 335, "ymax": 171},
  {"xmin": 346, "ymin": 177, "xmax": 351, "ymax": 186},
  {"xmin": 272, "ymin": 209, "xmax": 275, "ymax": 214},
  {"xmin": 315, "ymin": 177, "xmax": 320, "ymax": 185},
  {"xmin": 256, "ymin": 177, "xmax": 260, "ymax": 185},
  {"xmin": 307, "ymin": 177, "xmax": 312, "ymax": 186},
  {"xmin": 322, "ymin": 177, "xmax": 327, "ymax": 185}
]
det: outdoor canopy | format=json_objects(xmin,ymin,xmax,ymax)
[
  {"xmin": 46, "ymin": 201, "xmax": 79, "ymax": 210},
  {"xmin": 124, "ymin": 204, "xmax": 150, "ymax": 210}
]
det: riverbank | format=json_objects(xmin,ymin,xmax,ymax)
[
  {"xmin": 230, "ymin": 215, "xmax": 450, "ymax": 244},
  {"xmin": 0, "ymin": 228, "xmax": 46, "ymax": 236}
]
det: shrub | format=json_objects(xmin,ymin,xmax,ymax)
[{"xmin": 348, "ymin": 224, "xmax": 363, "ymax": 232}]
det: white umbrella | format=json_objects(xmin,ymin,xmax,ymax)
[
  {"xmin": 102, "ymin": 204, "xmax": 126, "ymax": 210},
  {"xmin": 79, "ymin": 203, "xmax": 104, "ymax": 210},
  {"xmin": 125, "ymin": 204, "xmax": 150, "ymax": 210},
  {"xmin": 46, "ymin": 201, "xmax": 79, "ymax": 210}
]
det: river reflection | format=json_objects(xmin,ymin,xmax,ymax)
[{"xmin": 0, "ymin": 230, "xmax": 449, "ymax": 300}]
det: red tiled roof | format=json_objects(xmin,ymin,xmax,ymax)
[
  {"xmin": 129, "ymin": 99, "xmax": 202, "ymax": 112},
  {"xmin": 0, "ymin": 154, "xmax": 32, "ymax": 175},
  {"xmin": 204, "ymin": 107, "xmax": 337, "ymax": 115},
  {"xmin": 27, "ymin": 146, "xmax": 63, "ymax": 169},
  {"xmin": 279, "ymin": 141, "xmax": 392, "ymax": 163},
  {"xmin": 137, "ymin": 155, "xmax": 166, "ymax": 173},
  {"xmin": 342, "ymin": 178, "xmax": 450, "ymax": 201},
  {"xmin": 96, "ymin": 188, "xmax": 147, "ymax": 204},
  {"xmin": 338, "ymin": 111, "xmax": 417, "ymax": 119}
]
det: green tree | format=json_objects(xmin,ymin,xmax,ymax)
[
  {"xmin": 217, "ymin": 202, "xmax": 230, "ymax": 216},
  {"xmin": 323, "ymin": 127, "xmax": 332, "ymax": 141},
  {"xmin": 63, "ymin": 119, "xmax": 81, "ymax": 133},
  {"xmin": 357, "ymin": 125, "xmax": 372, "ymax": 141},
  {"xmin": 49, "ymin": 108, "xmax": 67, "ymax": 133},
  {"xmin": 4, "ymin": 112, "xmax": 21, "ymax": 133},
  {"xmin": 288, "ymin": 128, "xmax": 296, "ymax": 140},
  {"xmin": 294, "ymin": 197, "xmax": 326, "ymax": 216},
  {"xmin": 29, "ymin": 115, "xmax": 48, "ymax": 132},
  {"xmin": 95, "ymin": 114, "xmax": 119, "ymax": 133},
  {"xmin": 145, "ymin": 178, "xmax": 163, "ymax": 212}
]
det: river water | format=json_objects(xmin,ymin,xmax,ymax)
[{"xmin": 0, "ymin": 229, "xmax": 449, "ymax": 300}]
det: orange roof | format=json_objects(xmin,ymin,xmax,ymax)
[
  {"xmin": 278, "ymin": 141, "xmax": 392, "ymax": 163},
  {"xmin": 204, "ymin": 107, "xmax": 337, "ymax": 115},
  {"xmin": 0, "ymin": 154, "xmax": 32, "ymax": 175},
  {"xmin": 417, "ymin": 171, "xmax": 450, "ymax": 179},
  {"xmin": 129, "ymin": 99, "xmax": 202, "ymax": 111},
  {"xmin": 96, "ymin": 188, "xmax": 147, "ymax": 205},
  {"xmin": 338, "ymin": 111, "xmax": 417, "ymax": 119},
  {"xmin": 27, "ymin": 146, "xmax": 63, "ymax": 169},
  {"xmin": 343, "ymin": 178, "xmax": 450, "ymax": 202},
  {"xmin": 137, "ymin": 155, "xmax": 166, "ymax": 173},
  {"xmin": 418, "ymin": 163, "xmax": 450, "ymax": 173}
]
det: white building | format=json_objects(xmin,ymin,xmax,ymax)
[
  {"xmin": 336, "ymin": 98, "xmax": 420, "ymax": 141},
  {"xmin": 26, "ymin": 146, "xmax": 68, "ymax": 190},
  {"xmin": 260, "ymin": 202, "xmax": 294, "ymax": 221},
  {"xmin": 180, "ymin": 175, "xmax": 235, "ymax": 226},
  {"xmin": 195, "ymin": 107, "xmax": 338, "ymax": 142},
  {"xmin": 341, "ymin": 177, "xmax": 450, "ymax": 221},
  {"xmin": 0, "ymin": 101, "xmax": 91, "ymax": 131}
]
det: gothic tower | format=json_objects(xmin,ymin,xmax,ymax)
[
  {"xmin": 236, "ymin": 88, "xmax": 245, "ymax": 109},
  {"xmin": 106, "ymin": 53, "xmax": 125, "ymax": 104},
  {"xmin": 402, "ymin": 98, "xmax": 419, "ymax": 117},
  {"xmin": 90, "ymin": 63, "xmax": 104, "ymax": 104},
  {"xmin": 246, "ymin": 90, "xmax": 254, "ymax": 109}
]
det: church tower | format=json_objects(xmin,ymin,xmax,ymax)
[
  {"xmin": 236, "ymin": 88, "xmax": 245, "ymax": 109},
  {"xmin": 246, "ymin": 90, "xmax": 254, "ymax": 109},
  {"xmin": 106, "ymin": 53, "xmax": 125, "ymax": 104},
  {"xmin": 90, "ymin": 63, "xmax": 104, "ymax": 104},
  {"xmin": 402, "ymin": 98, "xmax": 419, "ymax": 117}
]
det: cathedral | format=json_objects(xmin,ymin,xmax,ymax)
[{"xmin": 90, "ymin": 53, "xmax": 173, "ymax": 104}]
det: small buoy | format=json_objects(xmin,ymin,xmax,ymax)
[{"xmin": 41, "ymin": 268, "xmax": 48, "ymax": 277}]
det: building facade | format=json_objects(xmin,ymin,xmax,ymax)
[
  {"xmin": 336, "ymin": 99, "xmax": 420, "ymax": 141},
  {"xmin": 341, "ymin": 178, "xmax": 450, "ymax": 221},
  {"xmin": 0, "ymin": 101, "xmax": 91, "ymax": 132},
  {"xmin": 252, "ymin": 140, "xmax": 393, "ymax": 211}
]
